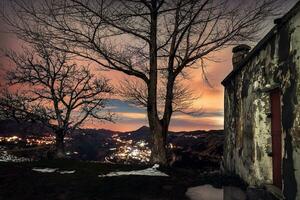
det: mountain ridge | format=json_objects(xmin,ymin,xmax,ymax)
[{"xmin": 0, "ymin": 119, "xmax": 223, "ymax": 136}]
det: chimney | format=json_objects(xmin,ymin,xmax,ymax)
[{"xmin": 232, "ymin": 44, "xmax": 251, "ymax": 69}]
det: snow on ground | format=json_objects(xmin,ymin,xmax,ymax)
[
  {"xmin": 59, "ymin": 170, "xmax": 76, "ymax": 174},
  {"xmin": 32, "ymin": 165, "xmax": 167, "ymax": 177},
  {"xmin": 32, "ymin": 168, "xmax": 76, "ymax": 174},
  {"xmin": 32, "ymin": 168, "xmax": 58, "ymax": 173},
  {"xmin": 0, "ymin": 147, "xmax": 31, "ymax": 162},
  {"xmin": 98, "ymin": 164, "xmax": 169, "ymax": 177},
  {"xmin": 185, "ymin": 184, "xmax": 223, "ymax": 200}
]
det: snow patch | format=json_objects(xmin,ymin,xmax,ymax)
[
  {"xmin": 32, "ymin": 168, "xmax": 76, "ymax": 174},
  {"xmin": 152, "ymin": 164, "xmax": 159, "ymax": 169},
  {"xmin": 0, "ymin": 149, "xmax": 31, "ymax": 162},
  {"xmin": 98, "ymin": 164, "xmax": 168, "ymax": 177},
  {"xmin": 32, "ymin": 168, "xmax": 58, "ymax": 173},
  {"xmin": 59, "ymin": 170, "xmax": 76, "ymax": 174}
]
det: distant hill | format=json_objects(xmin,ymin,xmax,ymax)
[
  {"xmin": 0, "ymin": 120, "xmax": 224, "ymax": 166},
  {"xmin": 0, "ymin": 120, "xmax": 121, "ymax": 137},
  {"xmin": 121, "ymin": 126, "xmax": 151, "ymax": 141},
  {"xmin": 0, "ymin": 120, "xmax": 223, "ymax": 137},
  {"xmin": 120, "ymin": 125, "xmax": 223, "ymax": 144},
  {"xmin": 0, "ymin": 120, "xmax": 51, "ymax": 136}
]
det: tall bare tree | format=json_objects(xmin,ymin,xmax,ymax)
[
  {"xmin": 0, "ymin": 43, "xmax": 113, "ymax": 158},
  {"xmin": 2, "ymin": 0, "xmax": 278, "ymax": 164}
]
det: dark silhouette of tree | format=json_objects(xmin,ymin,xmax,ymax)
[
  {"xmin": 118, "ymin": 78, "xmax": 201, "ymax": 116},
  {"xmin": 0, "ymin": 43, "xmax": 113, "ymax": 158},
  {"xmin": 2, "ymin": 0, "xmax": 278, "ymax": 164}
]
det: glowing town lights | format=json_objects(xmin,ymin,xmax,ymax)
[
  {"xmin": 137, "ymin": 141, "xmax": 147, "ymax": 147},
  {"xmin": 0, "ymin": 136, "xmax": 22, "ymax": 143},
  {"xmin": 1, "ymin": 133, "xmax": 154, "ymax": 164},
  {"xmin": 25, "ymin": 136, "xmax": 55, "ymax": 146},
  {"xmin": 116, "ymin": 138, "xmax": 123, "ymax": 142},
  {"xmin": 107, "ymin": 135, "xmax": 151, "ymax": 163},
  {"xmin": 130, "ymin": 149, "xmax": 139, "ymax": 157},
  {"xmin": 168, "ymin": 143, "xmax": 176, "ymax": 149},
  {"xmin": 0, "ymin": 135, "xmax": 55, "ymax": 146}
]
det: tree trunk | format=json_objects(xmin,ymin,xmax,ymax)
[
  {"xmin": 150, "ymin": 120, "xmax": 167, "ymax": 165},
  {"xmin": 55, "ymin": 130, "xmax": 65, "ymax": 158},
  {"xmin": 147, "ymin": 1, "xmax": 168, "ymax": 165}
]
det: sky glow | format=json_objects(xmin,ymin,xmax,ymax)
[{"xmin": 0, "ymin": 0, "xmax": 297, "ymax": 132}]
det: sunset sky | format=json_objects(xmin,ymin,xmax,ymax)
[{"xmin": 0, "ymin": 0, "xmax": 298, "ymax": 132}]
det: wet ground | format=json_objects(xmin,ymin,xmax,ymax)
[{"xmin": 186, "ymin": 185, "xmax": 246, "ymax": 200}]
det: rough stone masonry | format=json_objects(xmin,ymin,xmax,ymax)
[{"xmin": 222, "ymin": 2, "xmax": 300, "ymax": 200}]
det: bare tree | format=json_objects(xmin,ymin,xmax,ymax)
[
  {"xmin": 2, "ymin": 0, "xmax": 278, "ymax": 164},
  {"xmin": 0, "ymin": 43, "xmax": 113, "ymax": 158},
  {"xmin": 118, "ymin": 78, "xmax": 201, "ymax": 116}
]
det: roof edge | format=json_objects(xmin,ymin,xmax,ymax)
[{"xmin": 221, "ymin": 1, "xmax": 300, "ymax": 86}]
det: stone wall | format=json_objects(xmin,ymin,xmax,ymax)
[{"xmin": 223, "ymin": 6, "xmax": 300, "ymax": 200}]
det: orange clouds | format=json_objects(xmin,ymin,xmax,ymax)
[
  {"xmin": 81, "ymin": 110, "xmax": 224, "ymax": 132},
  {"xmin": 0, "ymin": 26, "xmax": 234, "ymax": 133},
  {"xmin": 178, "ymin": 48, "xmax": 233, "ymax": 120}
]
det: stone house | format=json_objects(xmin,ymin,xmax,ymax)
[{"xmin": 222, "ymin": 2, "xmax": 300, "ymax": 199}]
